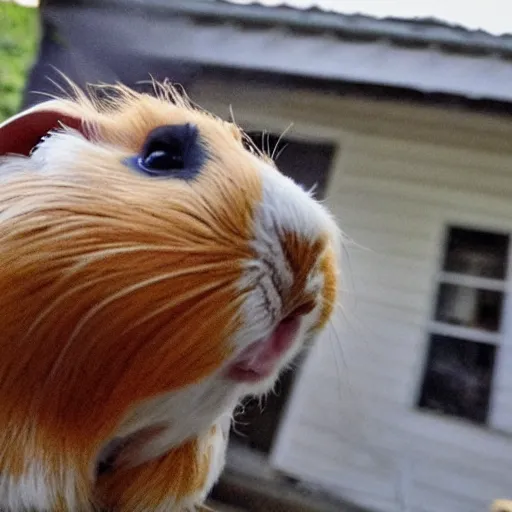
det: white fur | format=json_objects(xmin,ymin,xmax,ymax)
[
  {"xmin": 0, "ymin": 462, "xmax": 52, "ymax": 511},
  {"xmin": 0, "ymin": 459, "xmax": 82, "ymax": 512},
  {"xmin": 113, "ymin": 380, "xmax": 239, "ymax": 468},
  {"xmin": 258, "ymin": 163, "xmax": 337, "ymax": 239},
  {"xmin": 30, "ymin": 128, "xmax": 113, "ymax": 174},
  {"xmin": 179, "ymin": 415, "xmax": 231, "ymax": 510}
]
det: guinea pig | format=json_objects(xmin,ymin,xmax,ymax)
[{"xmin": 0, "ymin": 79, "xmax": 340, "ymax": 511}]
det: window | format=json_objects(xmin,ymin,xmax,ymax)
[
  {"xmin": 244, "ymin": 132, "xmax": 335, "ymax": 200},
  {"xmin": 418, "ymin": 226, "xmax": 510, "ymax": 425}
]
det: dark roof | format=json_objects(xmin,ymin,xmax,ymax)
[
  {"xmin": 87, "ymin": 0, "xmax": 512, "ymax": 56},
  {"xmin": 214, "ymin": 0, "xmax": 512, "ymax": 57},
  {"xmin": 50, "ymin": 0, "xmax": 512, "ymax": 104}
]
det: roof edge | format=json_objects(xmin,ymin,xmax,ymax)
[{"xmin": 76, "ymin": 0, "xmax": 512, "ymax": 57}]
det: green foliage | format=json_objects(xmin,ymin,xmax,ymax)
[{"xmin": 0, "ymin": 2, "xmax": 39, "ymax": 121}]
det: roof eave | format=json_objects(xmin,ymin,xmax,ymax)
[{"xmin": 96, "ymin": 0, "xmax": 512, "ymax": 57}]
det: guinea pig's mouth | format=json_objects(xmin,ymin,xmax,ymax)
[{"xmin": 224, "ymin": 315, "xmax": 301, "ymax": 383}]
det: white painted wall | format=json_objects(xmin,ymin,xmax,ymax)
[{"xmin": 191, "ymin": 79, "xmax": 512, "ymax": 512}]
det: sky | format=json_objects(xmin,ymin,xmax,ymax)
[{"xmin": 229, "ymin": 0, "xmax": 512, "ymax": 36}]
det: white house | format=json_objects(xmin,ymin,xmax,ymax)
[
  {"xmin": 193, "ymin": 82, "xmax": 512, "ymax": 512},
  {"xmin": 32, "ymin": 1, "xmax": 512, "ymax": 510}
]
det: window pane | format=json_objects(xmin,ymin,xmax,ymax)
[
  {"xmin": 418, "ymin": 334, "xmax": 496, "ymax": 424},
  {"xmin": 443, "ymin": 227, "xmax": 509, "ymax": 279},
  {"xmin": 435, "ymin": 283, "xmax": 504, "ymax": 332}
]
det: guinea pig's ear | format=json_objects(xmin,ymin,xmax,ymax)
[{"xmin": 0, "ymin": 100, "xmax": 85, "ymax": 157}]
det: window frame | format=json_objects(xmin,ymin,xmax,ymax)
[{"xmin": 415, "ymin": 220, "xmax": 512, "ymax": 429}]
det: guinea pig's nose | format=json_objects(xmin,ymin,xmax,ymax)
[
  {"xmin": 250, "ymin": 162, "xmax": 339, "ymax": 321},
  {"xmin": 227, "ymin": 165, "xmax": 338, "ymax": 384},
  {"xmin": 287, "ymin": 300, "xmax": 317, "ymax": 318}
]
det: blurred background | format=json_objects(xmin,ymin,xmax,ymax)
[{"xmin": 2, "ymin": 1, "xmax": 512, "ymax": 511}]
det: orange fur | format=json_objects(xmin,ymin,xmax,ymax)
[
  {"xmin": 0, "ymin": 81, "xmax": 262, "ymax": 509},
  {"xmin": 281, "ymin": 233, "xmax": 325, "ymax": 315},
  {"xmin": 317, "ymin": 244, "xmax": 338, "ymax": 330},
  {"xmin": 0, "ymin": 79, "xmax": 340, "ymax": 511},
  {"xmin": 96, "ymin": 430, "xmax": 214, "ymax": 509}
]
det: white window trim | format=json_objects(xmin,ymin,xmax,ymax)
[
  {"xmin": 419, "ymin": 220, "xmax": 512, "ymax": 431},
  {"xmin": 437, "ymin": 271, "xmax": 506, "ymax": 293},
  {"xmin": 488, "ymin": 231, "xmax": 512, "ymax": 431},
  {"xmin": 428, "ymin": 320, "xmax": 502, "ymax": 345}
]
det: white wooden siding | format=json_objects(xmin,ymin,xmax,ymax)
[
  {"xmin": 271, "ymin": 132, "xmax": 512, "ymax": 511},
  {"xmin": 191, "ymin": 83, "xmax": 512, "ymax": 512}
]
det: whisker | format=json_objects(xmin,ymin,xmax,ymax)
[
  {"xmin": 117, "ymin": 277, "xmax": 232, "ymax": 339},
  {"xmin": 31, "ymin": 89, "xmax": 68, "ymax": 103},
  {"xmin": 228, "ymin": 104, "xmax": 237, "ymax": 127},
  {"xmin": 306, "ymin": 182, "xmax": 318, "ymax": 198},
  {"xmin": 36, "ymin": 281, "xmax": 240, "ymax": 416},
  {"xmin": 22, "ymin": 245, "xmax": 234, "ymax": 343},
  {"xmin": 257, "ymin": 395, "xmax": 266, "ymax": 413},
  {"xmin": 328, "ymin": 319, "xmax": 346, "ymax": 405},
  {"xmin": 231, "ymin": 423, "xmax": 249, "ymax": 438},
  {"xmin": 271, "ymin": 122, "xmax": 294, "ymax": 161},
  {"xmin": 60, "ymin": 244, "xmax": 195, "ymax": 277},
  {"xmin": 133, "ymin": 77, "xmax": 156, "ymax": 91},
  {"xmin": 47, "ymin": 264, "xmax": 237, "ymax": 379},
  {"xmin": 342, "ymin": 234, "xmax": 374, "ymax": 254},
  {"xmin": 41, "ymin": 70, "xmax": 77, "ymax": 102},
  {"xmin": 327, "ymin": 318, "xmax": 367, "ymax": 441},
  {"xmin": 339, "ymin": 238, "xmax": 360, "ymax": 314},
  {"xmin": 274, "ymin": 142, "xmax": 289, "ymax": 162},
  {"xmin": 22, "ymin": 273, "xmax": 120, "ymax": 345},
  {"xmin": 150, "ymin": 74, "xmax": 165, "ymax": 101}
]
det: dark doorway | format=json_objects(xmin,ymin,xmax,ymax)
[{"xmin": 230, "ymin": 131, "xmax": 337, "ymax": 455}]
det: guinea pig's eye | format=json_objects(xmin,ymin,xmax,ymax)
[
  {"xmin": 141, "ymin": 148, "xmax": 183, "ymax": 171},
  {"xmin": 125, "ymin": 123, "xmax": 206, "ymax": 180}
]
